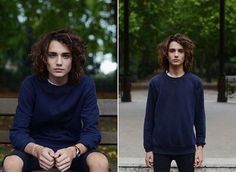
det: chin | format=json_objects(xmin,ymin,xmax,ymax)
[{"xmin": 52, "ymin": 73, "xmax": 67, "ymax": 78}]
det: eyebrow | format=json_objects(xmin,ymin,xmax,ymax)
[
  {"xmin": 168, "ymin": 48, "xmax": 184, "ymax": 52},
  {"xmin": 168, "ymin": 48, "xmax": 184, "ymax": 50},
  {"xmin": 47, "ymin": 52, "xmax": 71, "ymax": 55}
]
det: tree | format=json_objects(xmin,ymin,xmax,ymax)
[
  {"xmin": 0, "ymin": 0, "xmax": 116, "ymax": 90},
  {"xmin": 119, "ymin": 0, "xmax": 236, "ymax": 81}
]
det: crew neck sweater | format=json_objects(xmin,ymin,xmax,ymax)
[
  {"xmin": 10, "ymin": 75, "xmax": 100, "ymax": 151},
  {"xmin": 144, "ymin": 72, "xmax": 206, "ymax": 155}
]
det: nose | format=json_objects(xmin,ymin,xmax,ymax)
[
  {"xmin": 174, "ymin": 51, "xmax": 179, "ymax": 57},
  {"xmin": 56, "ymin": 56, "xmax": 62, "ymax": 66}
]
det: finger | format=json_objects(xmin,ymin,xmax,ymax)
[
  {"xmin": 40, "ymin": 164, "xmax": 49, "ymax": 171},
  {"xmin": 56, "ymin": 160, "xmax": 70, "ymax": 171},
  {"xmin": 195, "ymin": 161, "xmax": 201, "ymax": 167},
  {"xmin": 42, "ymin": 151, "xmax": 54, "ymax": 162},
  {"xmin": 39, "ymin": 161, "xmax": 51, "ymax": 170},
  {"xmin": 54, "ymin": 151, "xmax": 61, "ymax": 158},
  {"xmin": 150, "ymin": 160, "xmax": 154, "ymax": 166},
  {"xmin": 58, "ymin": 162, "xmax": 71, "ymax": 172},
  {"xmin": 40, "ymin": 157, "xmax": 54, "ymax": 168},
  {"xmin": 39, "ymin": 156, "xmax": 54, "ymax": 167},
  {"xmin": 56, "ymin": 153, "xmax": 67, "ymax": 163},
  {"xmin": 56, "ymin": 157, "xmax": 71, "ymax": 167},
  {"xmin": 49, "ymin": 149, "xmax": 55, "ymax": 158},
  {"xmin": 145, "ymin": 160, "xmax": 152, "ymax": 168},
  {"xmin": 145, "ymin": 159, "xmax": 149, "ymax": 167},
  {"xmin": 194, "ymin": 160, "xmax": 198, "ymax": 167}
]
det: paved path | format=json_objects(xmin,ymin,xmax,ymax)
[{"xmin": 119, "ymin": 90, "xmax": 236, "ymax": 159}]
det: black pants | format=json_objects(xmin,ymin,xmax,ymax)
[
  {"xmin": 154, "ymin": 153, "xmax": 195, "ymax": 172},
  {"xmin": 3, "ymin": 149, "xmax": 98, "ymax": 172}
]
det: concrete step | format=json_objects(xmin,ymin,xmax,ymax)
[{"xmin": 119, "ymin": 158, "xmax": 236, "ymax": 172}]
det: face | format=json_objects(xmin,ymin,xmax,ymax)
[
  {"xmin": 167, "ymin": 41, "xmax": 185, "ymax": 69},
  {"xmin": 46, "ymin": 40, "xmax": 72, "ymax": 84}
]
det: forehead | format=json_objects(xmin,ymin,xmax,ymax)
[
  {"xmin": 168, "ymin": 41, "xmax": 183, "ymax": 49},
  {"xmin": 48, "ymin": 40, "xmax": 71, "ymax": 53}
]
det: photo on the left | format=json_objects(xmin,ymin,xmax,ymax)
[{"xmin": 0, "ymin": 1, "xmax": 117, "ymax": 171}]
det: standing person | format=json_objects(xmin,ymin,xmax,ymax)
[
  {"xmin": 143, "ymin": 33, "xmax": 206, "ymax": 172},
  {"xmin": 3, "ymin": 29, "xmax": 109, "ymax": 172}
]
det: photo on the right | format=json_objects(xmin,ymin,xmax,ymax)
[{"xmin": 119, "ymin": 0, "xmax": 236, "ymax": 172}]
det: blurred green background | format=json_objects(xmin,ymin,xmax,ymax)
[
  {"xmin": 0, "ymin": 0, "xmax": 117, "ymax": 92},
  {"xmin": 119, "ymin": 0, "xmax": 236, "ymax": 82}
]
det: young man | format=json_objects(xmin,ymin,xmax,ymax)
[
  {"xmin": 143, "ymin": 33, "xmax": 206, "ymax": 172},
  {"xmin": 3, "ymin": 29, "xmax": 109, "ymax": 172}
]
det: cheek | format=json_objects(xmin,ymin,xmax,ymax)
[
  {"xmin": 67, "ymin": 61, "xmax": 72, "ymax": 70},
  {"xmin": 46, "ymin": 62, "xmax": 53, "ymax": 69}
]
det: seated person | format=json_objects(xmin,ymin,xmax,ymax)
[{"xmin": 3, "ymin": 29, "xmax": 109, "ymax": 172}]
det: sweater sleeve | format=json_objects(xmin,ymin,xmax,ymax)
[
  {"xmin": 79, "ymin": 79, "xmax": 101, "ymax": 150},
  {"xmin": 10, "ymin": 79, "xmax": 35, "ymax": 151},
  {"xmin": 194, "ymin": 81, "xmax": 206, "ymax": 146},
  {"xmin": 143, "ymin": 80, "xmax": 157, "ymax": 152}
]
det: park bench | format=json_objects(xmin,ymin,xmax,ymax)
[
  {"xmin": 0, "ymin": 98, "xmax": 117, "ymax": 172},
  {"xmin": 225, "ymin": 75, "xmax": 236, "ymax": 99}
]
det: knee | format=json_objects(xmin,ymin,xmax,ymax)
[
  {"xmin": 87, "ymin": 152, "xmax": 109, "ymax": 171},
  {"xmin": 3, "ymin": 155, "xmax": 23, "ymax": 172}
]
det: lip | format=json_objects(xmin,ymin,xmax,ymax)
[
  {"xmin": 53, "ymin": 68, "xmax": 64, "ymax": 72},
  {"xmin": 173, "ymin": 59, "xmax": 180, "ymax": 62}
]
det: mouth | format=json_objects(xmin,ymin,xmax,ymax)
[
  {"xmin": 173, "ymin": 59, "xmax": 180, "ymax": 62},
  {"xmin": 53, "ymin": 68, "xmax": 64, "ymax": 72}
]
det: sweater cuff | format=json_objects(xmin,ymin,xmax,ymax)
[{"xmin": 145, "ymin": 148, "xmax": 152, "ymax": 152}]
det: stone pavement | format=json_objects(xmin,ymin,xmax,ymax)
[{"xmin": 119, "ymin": 89, "xmax": 236, "ymax": 160}]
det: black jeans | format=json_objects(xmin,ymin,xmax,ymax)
[
  {"xmin": 154, "ymin": 153, "xmax": 195, "ymax": 172},
  {"xmin": 3, "ymin": 149, "xmax": 98, "ymax": 172}
]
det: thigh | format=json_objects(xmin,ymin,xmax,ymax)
[
  {"xmin": 153, "ymin": 154, "xmax": 172, "ymax": 172},
  {"xmin": 70, "ymin": 150, "xmax": 98, "ymax": 172},
  {"xmin": 175, "ymin": 153, "xmax": 195, "ymax": 172},
  {"xmin": 3, "ymin": 150, "xmax": 41, "ymax": 172}
]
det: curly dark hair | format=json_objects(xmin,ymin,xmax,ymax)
[
  {"xmin": 158, "ymin": 33, "xmax": 195, "ymax": 72},
  {"xmin": 30, "ymin": 28, "xmax": 86, "ymax": 83}
]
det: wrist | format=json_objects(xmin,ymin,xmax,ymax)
[
  {"xmin": 68, "ymin": 146, "xmax": 77, "ymax": 159},
  {"xmin": 32, "ymin": 144, "xmax": 44, "ymax": 157},
  {"xmin": 197, "ymin": 145, "xmax": 204, "ymax": 150},
  {"xmin": 74, "ymin": 145, "xmax": 81, "ymax": 158}
]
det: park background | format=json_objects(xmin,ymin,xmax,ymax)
[
  {"xmin": 120, "ymin": 0, "xmax": 236, "ymax": 85},
  {"xmin": 119, "ymin": 0, "xmax": 236, "ymax": 171},
  {"xmin": 0, "ymin": 0, "xmax": 117, "ymax": 169}
]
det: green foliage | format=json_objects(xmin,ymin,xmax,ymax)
[
  {"xmin": 93, "ymin": 71, "xmax": 117, "ymax": 92},
  {"xmin": 119, "ymin": 0, "xmax": 236, "ymax": 80},
  {"xmin": 0, "ymin": 0, "xmax": 116, "ymax": 90}
]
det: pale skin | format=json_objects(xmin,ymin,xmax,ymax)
[
  {"xmin": 23, "ymin": 142, "xmax": 88, "ymax": 171},
  {"xmin": 3, "ymin": 40, "xmax": 109, "ymax": 172},
  {"xmin": 145, "ymin": 41, "xmax": 204, "ymax": 168}
]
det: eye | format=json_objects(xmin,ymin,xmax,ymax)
[
  {"xmin": 62, "ymin": 54, "xmax": 72, "ymax": 59},
  {"xmin": 178, "ymin": 49, "xmax": 184, "ymax": 53},
  {"xmin": 168, "ymin": 49, "xmax": 176, "ymax": 53},
  {"xmin": 47, "ymin": 52, "xmax": 57, "ymax": 58}
]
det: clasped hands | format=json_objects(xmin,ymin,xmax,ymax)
[{"xmin": 35, "ymin": 146, "xmax": 76, "ymax": 172}]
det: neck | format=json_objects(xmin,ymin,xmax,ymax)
[
  {"xmin": 167, "ymin": 67, "xmax": 185, "ymax": 78},
  {"xmin": 48, "ymin": 77, "xmax": 68, "ymax": 86}
]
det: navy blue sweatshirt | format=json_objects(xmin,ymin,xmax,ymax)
[
  {"xmin": 10, "ymin": 75, "xmax": 100, "ymax": 151},
  {"xmin": 144, "ymin": 72, "xmax": 206, "ymax": 155}
]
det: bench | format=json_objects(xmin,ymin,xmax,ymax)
[
  {"xmin": 0, "ymin": 98, "xmax": 117, "ymax": 171},
  {"xmin": 225, "ymin": 75, "xmax": 236, "ymax": 99}
]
